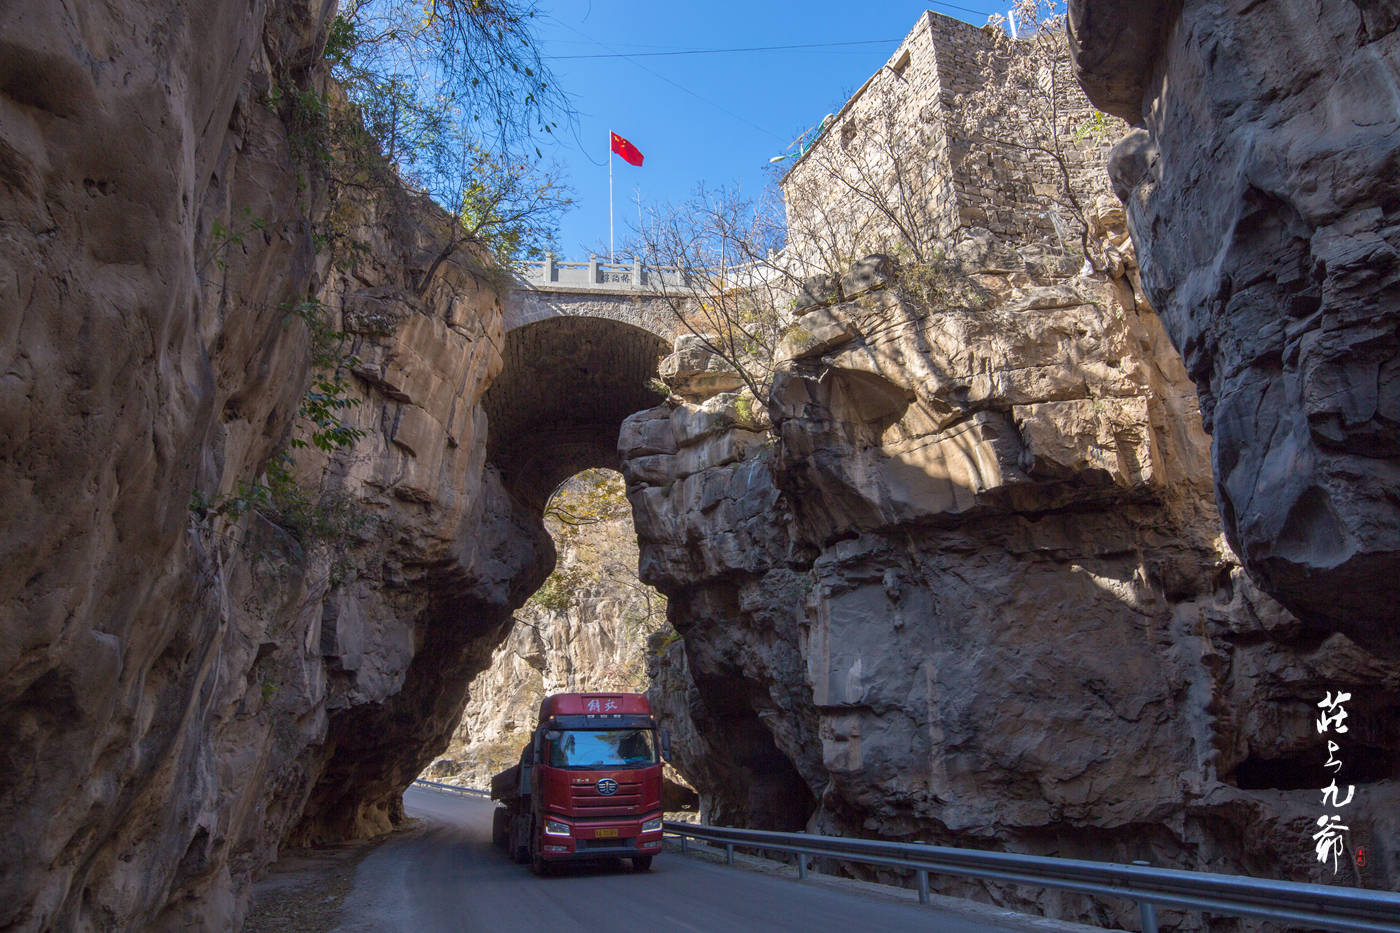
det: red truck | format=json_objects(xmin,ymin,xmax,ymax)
[{"xmin": 490, "ymin": 692, "xmax": 670, "ymax": 875}]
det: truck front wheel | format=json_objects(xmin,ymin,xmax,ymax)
[
  {"xmin": 529, "ymin": 823, "xmax": 551, "ymax": 877},
  {"xmin": 492, "ymin": 808, "xmax": 509, "ymax": 847},
  {"xmin": 631, "ymin": 855, "xmax": 653, "ymax": 872}
]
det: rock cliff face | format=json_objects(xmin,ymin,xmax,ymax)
[
  {"xmin": 620, "ymin": 240, "xmax": 1400, "ymax": 926},
  {"xmin": 0, "ymin": 1, "xmax": 552, "ymax": 929},
  {"xmin": 1068, "ymin": 0, "xmax": 1400, "ymax": 654}
]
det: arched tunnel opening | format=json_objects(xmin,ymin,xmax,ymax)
[
  {"xmin": 471, "ymin": 315, "xmax": 812, "ymax": 828},
  {"xmin": 470, "ymin": 316, "xmax": 712, "ymax": 813},
  {"xmin": 421, "ymin": 465, "xmax": 701, "ymax": 815},
  {"xmin": 483, "ymin": 316, "xmax": 670, "ymax": 512}
]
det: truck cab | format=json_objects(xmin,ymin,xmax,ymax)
[{"xmin": 491, "ymin": 692, "xmax": 669, "ymax": 874}]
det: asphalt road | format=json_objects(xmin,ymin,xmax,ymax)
[{"xmin": 328, "ymin": 787, "xmax": 1048, "ymax": 933}]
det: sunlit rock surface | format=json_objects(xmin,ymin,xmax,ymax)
[
  {"xmin": 1069, "ymin": 0, "xmax": 1400, "ymax": 654},
  {"xmin": 621, "ymin": 244, "xmax": 1400, "ymax": 927}
]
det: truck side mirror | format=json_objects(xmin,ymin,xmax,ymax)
[
  {"xmin": 544, "ymin": 729, "xmax": 562, "ymax": 741},
  {"xmin": 660, "ymin": 727, "xmax": 672, "ymax": 762}
]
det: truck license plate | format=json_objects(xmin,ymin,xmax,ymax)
[{"xmin": 595, "ymin": 828, "xmax": 618, "ymax": 838}]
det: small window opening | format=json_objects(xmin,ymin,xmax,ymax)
[{"xmin": 891, "ymin": 49, "xmax": 911, "ymax": 78}]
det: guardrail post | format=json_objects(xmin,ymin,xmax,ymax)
[
  {"xmin": 1131, "ymin": 861, "xmax": 1159, "ymax": 933},
  {"xmin": 680, "ymin": 834, "xmax": 687, "ymax": 854},
  {"xmin": 1138, "ymin": 901, "xmax": 1158, "ymax": 933},
  {"xmin": 797, "ymin": 853, "xmax": 807, "ymax": 880},
  {"xmin": 726, "ymin": 843, "xmax": 734, "ymax": 865},
  {"xmin": 917, "ymin": 869, "xmax": 930, "ymax": 905}
]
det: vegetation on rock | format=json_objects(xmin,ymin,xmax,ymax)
[
  {"xmin": 633, "ymin": 185, "xmax": 794, "ymax": 405},
  {"xmin": 320, "ymin": 0, "xmax": 572, "ymax": 279}
]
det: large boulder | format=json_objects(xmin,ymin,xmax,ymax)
[{"xmin": 658, "ymin": 334, "xmax": 744, "ymax": 400}]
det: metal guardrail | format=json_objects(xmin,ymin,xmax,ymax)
[
  {"xmin": 411, "ymin": 778, "xmax": 492, "ymax": 798},
  {"xmin": 662, "ymin": 821, "xmax": 1400, "ymax": 933}
]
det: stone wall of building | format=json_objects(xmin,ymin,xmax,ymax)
[{"xmin": 781, "ymin": 12, "xmax": 1117, "ymax": 272}]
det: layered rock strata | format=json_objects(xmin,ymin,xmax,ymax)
[
  {"xmin": 1068, "ymin": 0, "xmax": 1400, "ymax": 653},
  {"xmin": 620, "ymin": 245, "xmax": 1400, "ymax": 927}
]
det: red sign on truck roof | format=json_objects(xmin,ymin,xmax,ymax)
[{"xmin": 539, "ymin": 692, "xmax": 652, "ymax": 719}]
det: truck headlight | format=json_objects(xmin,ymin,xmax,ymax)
[
  {"xmin": 641, "ymin": 816, "xmax": 662, "ymax": 833},
  {"xmin": 544, "ymin": 819, "xmax": 571, "ymax": 836}
]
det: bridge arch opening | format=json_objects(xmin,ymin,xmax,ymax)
[
  {"xmin": 484, "ymin": 315, "xmax": 670, "ymax": 511},
  {"xmin": 469, "ymin": 310, "xmax": 812, "ymax": 829}
]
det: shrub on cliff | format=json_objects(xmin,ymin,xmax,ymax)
[
  {"xmin": 632, "ymin": 185, "xmax": 793, "ymax": 405},
  {"xmin": 319, "ymin": 0, "xmax": 573, "ymax": 279}
]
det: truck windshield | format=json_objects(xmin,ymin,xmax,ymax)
[{"xmin": 548, "ymin": 729, "xmax": 656, "ymax": 769}]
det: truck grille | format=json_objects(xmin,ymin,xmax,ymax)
[
  {"xmin": 576, "ymin": 837, "xmax": 638, "ymax": 851},
  {"xmin": 570, "ymin": 779, "xmax": 642, "ymax": 817}
]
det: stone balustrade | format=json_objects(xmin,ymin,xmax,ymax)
[{"xmin": 514, "ymin": 255, "xmax": 693, "ymax": 293}]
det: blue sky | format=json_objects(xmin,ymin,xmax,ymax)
[{"xmin": 529, "ymin": 2, "xmax": 1013, "ymax": 260}]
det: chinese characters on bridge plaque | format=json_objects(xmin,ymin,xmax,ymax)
[{"xmin": 1313, "ymin": 690, "xmax": 1356, "ymax": 874}]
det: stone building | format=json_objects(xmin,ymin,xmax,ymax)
[{"xmin": 780, "ymin": 10, "xmax": 1114, "ymax": 272}]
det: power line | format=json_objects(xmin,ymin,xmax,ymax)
[
  {"xmin": 549, "ymin": 19, "xmax": 787, "ymax": 143},
  {"xmin": 545, "ymin": 39, "xmax": 899, "ymax": 60},
  {"xmin": 928, "ymin": 0, "xmax": 994, "ymax": 15}
]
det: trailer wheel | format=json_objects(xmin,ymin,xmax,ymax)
[
  {"xmin": 631, "ymin": 855, "xmax": 653, "ymax": 872},
  {"xmin": 491, "ymin": 807, "xmax": 509, "ymax": 847}
]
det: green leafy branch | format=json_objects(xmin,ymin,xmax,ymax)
[
  {"xmin": 191, "ymin": 297, "xmax": 368, "ymax": 548},
  {"xmin": 205, "ymin": 207, "xmax": 268, "ymax": 274}
]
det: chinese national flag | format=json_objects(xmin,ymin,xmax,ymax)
[{"xmin": 610, "ymin": 131, "xmax": 644, "ymax": 167}]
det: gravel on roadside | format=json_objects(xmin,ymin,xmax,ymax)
[{"xmin": 240, "ymin": 822, "xmax": 417, "ymax": 933}]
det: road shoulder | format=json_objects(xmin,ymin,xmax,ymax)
[{"xmin": 241, "ymin": 824, "xmax": 419, "ymax": 933}]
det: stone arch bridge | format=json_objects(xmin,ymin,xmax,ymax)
[{"xmin": 486, "ymin": 257, "xmax": 689, "ymax": 509}]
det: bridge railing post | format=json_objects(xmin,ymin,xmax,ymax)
[
  {"xmin": 588, "ymin": 254, "xmax": 599, "ymax": 285},
  {"xmin": 632, "ymin": 256, "xmax": 642, "ymax": 287},
  {"xmin": 543, "ymin": 253, "xmax": 554, "ymax": 284}
]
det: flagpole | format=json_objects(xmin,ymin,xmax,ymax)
[{"xmin": 608, "ymin": 134, "xmax": 615, "ymax": 264}]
